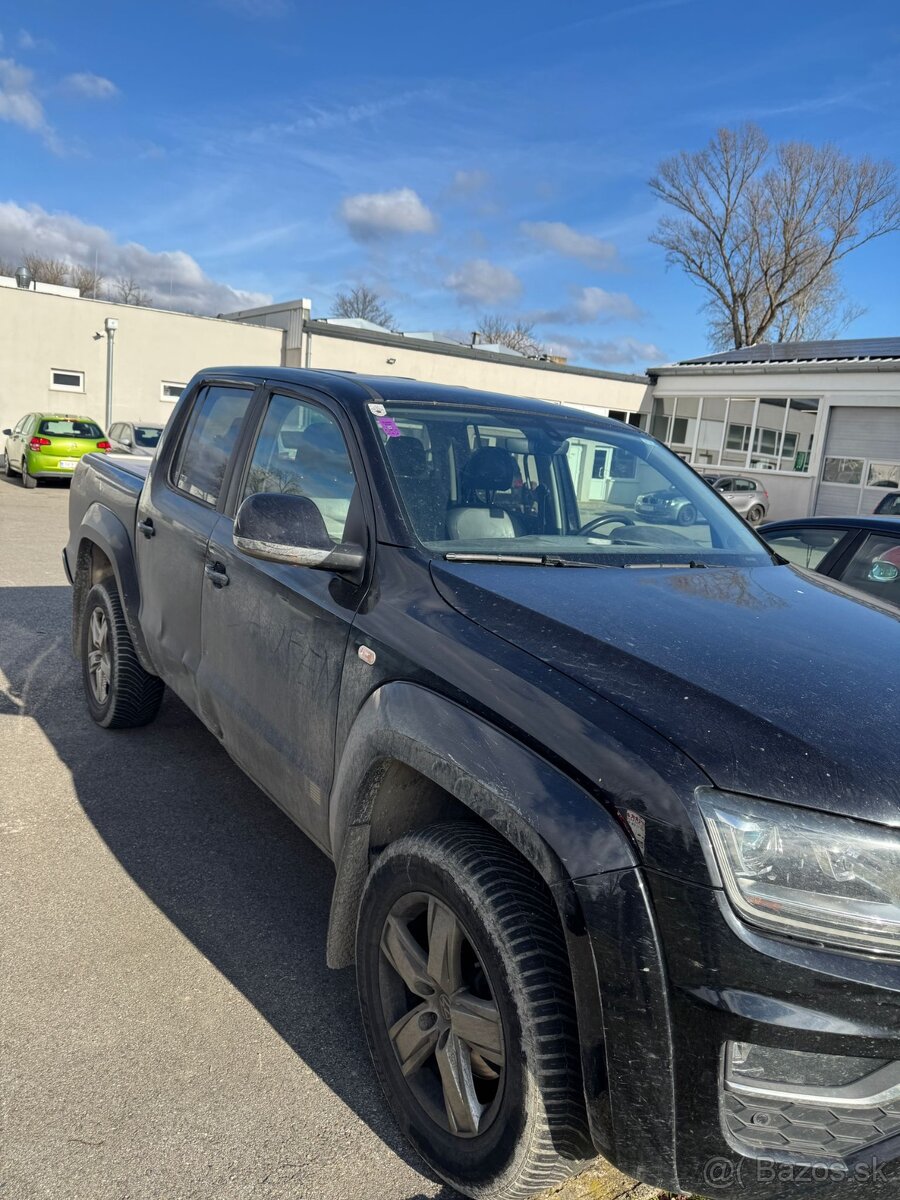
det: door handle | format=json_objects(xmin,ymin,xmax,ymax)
[
  {"xmin": 204, "ymin": 561, "xmax": 229, "ymax": 588},
  {"xmin": 137, "ymin": 518, "xmax": 155, "ymax": 538}
]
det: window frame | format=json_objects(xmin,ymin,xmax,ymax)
[
  {"xmin": 167, "ymin": 381, "xmax": 259, "ymax": 511},
  {"xmin": 161, "ymin": 381, "xmax": 187, "ymax": 403},
  {"xmin": 762, "ymin": 524, "xmax": 854, "ymax": 574},
  {"xmin": 50, "ymin": 369, "xmax": 85, "ymax": 392}
]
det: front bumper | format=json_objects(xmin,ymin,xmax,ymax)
[{"xmin": 575, "ymin": 868, "xmax": 900, "ymax": 1197}]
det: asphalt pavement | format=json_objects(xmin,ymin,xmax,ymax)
[{"xmin": 0, "ymin": 474, "xmax": 658, "ymax": 1200}]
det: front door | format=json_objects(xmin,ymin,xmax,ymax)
[
  {"xmin": 135, "ymin": 381, "xmax": 257, "ymax": 714},
  {"xmin": 197, "ymin": 388, "xmax": 367, "ymax": 848}
]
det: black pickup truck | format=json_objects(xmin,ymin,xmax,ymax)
[{"xmin": 65, "ymin": 368, "xmax": 900, "ymax": 1200}]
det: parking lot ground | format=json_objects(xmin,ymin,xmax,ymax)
[{"xmin": 0, "ymin": 473, "xmax": 660, "ymax": 1200}]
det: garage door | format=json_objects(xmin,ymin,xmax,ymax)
[{"xmin": 815, "ymin": 406, "xmax": 900, "ymax": 516}]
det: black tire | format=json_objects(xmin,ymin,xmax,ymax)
[
  {"xmin": 747, "ymin": 505, "xmax": 764, "ymax": 524},
  {"xmin": 676, "ymin": 503, "xmax": 696, "ymax": 526},
  {"xmin": 80, "ymin": 580, "xmax": 164, "ymax": 729},
  {"xmin": 21, "ymin": 458, "xmax": 37, "ymax": 488},
  {"xmin": 357, "ymin": 823, "xmax": 592, "ymax": 1200},
  {"xmin": 3, "ymin": 452, "xmax": 14, "ymax": 477}
]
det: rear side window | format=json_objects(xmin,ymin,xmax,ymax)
[
  {"xmin": 172, "ymin": 385, "xmax": 254, "ymax": 506},
  {"xmin": 763, "ymin": 526, "xmax": 847, "ymax": 569},
  {"xmin": 876, "ymin": 493, "xmax": 900, "ymax": 516},
  {"xmin": 134, "ymin": 425, "xmax": 162, "ymax": 449},
  {"xmin": 38, "ymin": 418, "xmax": 104, "ymax": 438}
]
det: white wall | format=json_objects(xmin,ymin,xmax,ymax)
[
  {"xmin": 292, "ymin": 329, "xmax": 650, "ymax": 416},
  {"xmin": 0, "ymin": 287, "xmax": 282, "ymax": 434}
]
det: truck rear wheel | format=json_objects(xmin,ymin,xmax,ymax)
[
  {"xmin": 356, "ymin": 823, "xmax": 592, "ymax": 1199},
  {"xmin": 80, "ymin": 580, "xmax": 164, "ymax": 729}
]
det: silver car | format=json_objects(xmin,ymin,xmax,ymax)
[
  {"xmin": 704, "ymin": 475, "xmax": 769, "ymax": 523},
  {"xmin": 107, "ymin": 421, "xmax": 164, "ymax": 457}
]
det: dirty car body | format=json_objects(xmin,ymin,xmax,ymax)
[{"xmin": 64, "ymin": 368, "xmax": 900, "ymax": 1200}]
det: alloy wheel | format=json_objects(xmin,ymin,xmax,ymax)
[
  {"xmin": 87, "ymin": 606, "xmax": 112, "ymax": 704},
  {"xmin": 378, "ymin": 891, "xmax": 506, "ymax": 1138}
]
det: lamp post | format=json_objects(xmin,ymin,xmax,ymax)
[{"xmin": 104, "ymin": 317, "xmax": 118, "ymax": 432}]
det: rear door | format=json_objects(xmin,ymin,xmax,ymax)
[
  {"xmin": 135, "ymin": 379, "xmax": 258, "ymax": 714},
  {"xmin": 197, "ymin": 386, "xmax": 369, "ymax": 847}
]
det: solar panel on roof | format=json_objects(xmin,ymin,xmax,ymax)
[{"xmin": 678, "ymin": 337, "xmax": 900, "ymax": 366}]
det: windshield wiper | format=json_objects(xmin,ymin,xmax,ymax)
[{"xmin": 442, "ymin": 552, "xmax": 619, "ymax": 568}]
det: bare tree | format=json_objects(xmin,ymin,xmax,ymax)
[
  {"xmin": 0, "ymin": 260, "xmax": 18, "ymax": 278},
  {"xmin": 22, "ymin": 254, "xmax": 71, "ymax": 286},
  {"xmin": 650, "ymin": 124, "xmax": 900, "ymax": 348},
  {"xmin": 70, "ymin": 264, "xmax": 105, "ymax": 299},
  {"xmin": 332, "ymin": 284, "xmax": 394, "ymax": 328},
  {"xmin": 113, "ymin": 275, "xmax": 149, "ymax": 306},
  {"xmin": 476, "ymin": 314, "xmax": 543, "ymax": 356}
]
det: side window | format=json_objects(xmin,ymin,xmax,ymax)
[
  {"xmin": 714, "ymin": 478, "xmax": 733, "ymax": 492},
  {"xmin": 171, "ymin": 384, "xmax": 254, "ymax": 506},
  {"xmin": 835, "ymin": 534, "xmax": 900, "ymax": 604},
  {"xmin": 733, "ymin": 479, "xmax": 754, "ymax": 492},
  {"xmin": 243, "ymin": 393, "xmax": 356, "ymax": 542},
  {"xmin": 763, "ymin": 526, "xmax": 847, "ymax": 570}
]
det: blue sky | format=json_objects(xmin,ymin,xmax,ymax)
[{"xmin": 1, "ymin": 0, "xmax": 899, "ymax": 370}]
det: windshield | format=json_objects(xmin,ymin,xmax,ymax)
[
  {"xmin": 134, "ymin": 425, "xmax": 162, "ymax": 448},
  {"xmin": 39, "ymin": 418, "xmax": 104, "ymax": 439},
  {"xmin": 374, "ymin": 402, "xmax": 771, "ymax": 567}
]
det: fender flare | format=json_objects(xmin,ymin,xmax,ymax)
[
  {"xmin": 70, "ymin": 504, "xmax": 157, "ymax": 674},
  {"xmin": 326, "ymin": 680, "xmax": 638, "ymax": 968}
]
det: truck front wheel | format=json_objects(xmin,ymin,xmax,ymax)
[
  {"xmin": 80, "ymin": 580, "xmax": 164, "ymax": 729},
  {"xmin": 356, "ymin": 823, "xmax": 592, "ymax": 1199}
]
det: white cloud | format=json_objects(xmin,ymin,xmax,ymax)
[
  {"xmin": 521, "ymin": 220, "xmax": 618, "ymax": 269},
  {"xmin": 0, "ymin": 202, "xmax": 270, "ymax": 315},
  {"xmin": 0, "ymin": 57, "xmax": 48, "ymax": 135},
  {"xmin": 64, "ymin": 72, "xmax": 119, "ymax": 100},
  {"xmin": 531, "ymin": 285, "xmax": 641, "ymax": 325},
  {"xmin": 544, "ymin": 333, "xmax": 662, "ymax": 369},
  {"xmin": 339, "ymin": 187, "xmax": 436, "ymax": 241},
  {"xmin": 449, "ymin": 169, "xmax": 490, "ymax": 196},
  {"xmin": 444, "ymin": 259, "xmax": 522, "ymax": 306}
]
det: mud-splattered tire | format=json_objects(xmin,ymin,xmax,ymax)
[
  {"xmin": 80, "ymin": 580, "xmax": 164, "ymax": 729},
  {"xmin": 357, "ymin": 822, "xmax": 592, "ymax": 1199}
]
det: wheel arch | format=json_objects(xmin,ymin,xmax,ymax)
[{"xmin": 70, "ymin": 504, "xmax": 156, "ymax": 673}]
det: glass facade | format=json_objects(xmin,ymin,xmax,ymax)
[{"xmin": 643, "ymin": 395, "xmax": 819, "ymax": 473}]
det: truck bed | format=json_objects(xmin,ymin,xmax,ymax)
[{"xmin": 67, "ymin": 452, "xmax": 149, "ymax": 565}]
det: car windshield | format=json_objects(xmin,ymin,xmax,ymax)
[
  {"xmin": 134, "ymin": 425, "xmax": 162, "ymax": 448},
  {"xmin": 38, "ymin": 418, "xmax": 104, "ymax": 439},
  {"xmin": 374, "ymin": 401, "xmax": 771, "ymax": 566}
]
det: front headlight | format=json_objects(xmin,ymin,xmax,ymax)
[{"xmin": 699, "ymin": 794, "xmax": 900, "ymax": 956}]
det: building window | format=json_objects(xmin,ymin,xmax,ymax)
[
  {"xmin": 822, "ymin": 457, "xmax": 864, "ymax": 486},
  {"xmin": 51, "ymin": 369, "xmax": 84, "ymax": 391},
  {"xmin": 651, "ymin": 395, "xmax": 818, "ymax": 473},
  {"xmin": 161, "ymin": 381, "xmax": 186, "ymax": 402}
]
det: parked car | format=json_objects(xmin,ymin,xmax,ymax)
[
  {"xmin": 703, "ymin": 474, "xmax": 770, "ymax": 522},
  {"xmin": 3, "ymin": 413, "xmax": 109, "ymax": 487},
  {"xmin": 66, "ymin": 369, "xmax": 900, "ymax": 1200},
  {"xmin": 874, "ymin": 489, "xmax": 900, "ymax": 516},
  {"xmin": 760, "ymin": 514, "xmax": 900, "ymax": 610},
  {"xmin": 633, "ymin": 484, "xmax": 700, "ymax": 525},
  {"xmin": 107, "ymin": 421, "xmax": 164, "ymax": 457}
]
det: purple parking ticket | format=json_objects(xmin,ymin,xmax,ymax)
[{"xmin": 377, "ymin": 417, "xmax": 401, "ymax": 438}]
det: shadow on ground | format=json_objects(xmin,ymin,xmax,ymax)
[{"xmin": 0, "ymin": 580, "xmax": 456, "ymax": 1198}]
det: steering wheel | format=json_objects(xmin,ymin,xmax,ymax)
[{"xmin": 578, "ymin": 513, "xmax": 637, "ymax": 537}]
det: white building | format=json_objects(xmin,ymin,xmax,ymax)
[
  {"xmin": 0, "ymin": 280, "xmax": 282, "ymax": 435},
  {"xmin": 0, "ymin": 282, "xmax": 650, "ymax": 437},
  {"xmin": 645, "ymin": 339, "xmax": 900, "ymax": 520}
]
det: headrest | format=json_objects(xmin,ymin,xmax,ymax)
[
  {"xmin": 462, "ymin": 446, "xmax": 517, "ymax": 493},
  {"xmin": 301, "ymin": 420, "xmax": 347, "ymax": 456},
  {"xmin": 387, "ymin": 435, "xmax": 427, "ymax": 477},
  {"xmin": 280, "ymin": 430, "xmax": 305, "ymax": 451}
]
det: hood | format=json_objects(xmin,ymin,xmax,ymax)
[{"xmin": 431, "ymin": 560, "xmax": 900, "ymax": 826}]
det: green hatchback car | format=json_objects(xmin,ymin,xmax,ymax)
[{"xmin": 3, "ymin": 413, "xmax": 110, "ymax": 487}]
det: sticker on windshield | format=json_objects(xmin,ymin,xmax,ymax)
[
  {"xmin": 367, "ymin": 402, "xmax": 387, "ymax": 417},
  {"xmin": 377, "ymin": 416, "xmax": 401, "ymax": 438}
]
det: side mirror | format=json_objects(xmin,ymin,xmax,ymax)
[
  {"xmin": 234, "ymin": 492, "xmax": 365, "ymax": 573},
  {"xmin": 121, "ymin": 437, "xmax": 132, "ymax": 448},
  {"xmin": 2, "ymin": 428, "xmax": 11, "ymax": 436},
  {"xmin": 868, "ymin": 561, "xmax": 900, "ymax": 584}
]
